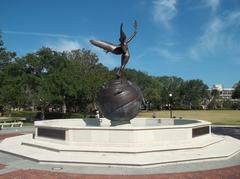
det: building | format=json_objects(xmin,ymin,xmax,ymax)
[{"xmin": 211, "ymin": 84, "xmax": 234, "ymax": 100}]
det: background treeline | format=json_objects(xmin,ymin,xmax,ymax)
[{"xmin": 0, "ymin": 34, "xmax": 240, "ymax": 119}]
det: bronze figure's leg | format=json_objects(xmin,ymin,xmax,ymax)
[{"xmin": 117, "ymin": 53, "xmax": 130, "ymax": 78}]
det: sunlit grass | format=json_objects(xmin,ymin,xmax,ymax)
[
  {"xmin": 138, "ymin": 110, "xmax": 240, "ymax": 125},
  {"xmin": 15, "ymin": 110, "xmax": 240, "ymax": 126}
]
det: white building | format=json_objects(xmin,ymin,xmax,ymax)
[{"xmin": 211, "ymin": 84, "xmax": 234, "ymax": 100}]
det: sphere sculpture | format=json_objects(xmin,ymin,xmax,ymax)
[{"xmin": 97, "ymin": 78, "xmax": 142, "ymax": 125}]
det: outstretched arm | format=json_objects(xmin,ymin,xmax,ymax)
[
  {"xmin": 126, "ymin": 20, "xmax": 137, "ymax": 44},
  {"xmin": 126, "ymin": 31, "xmax": 137, "ymax": 44}
]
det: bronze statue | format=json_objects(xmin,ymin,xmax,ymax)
[
  {"xmin": 90, "ymin": 21, "xmax": 143, "ymax": 125},
  {"xmin": 90, "ymin": 21, "xmax": 137, "ymax": 78}
]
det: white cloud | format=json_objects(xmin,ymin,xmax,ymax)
[
  {"xmin": 189, "ymin": 11, "xmax": 240, "ymax": 60},
  {"xmin": 46, "ymin": 37, "xmax": 119, "ymax": 68},
  {"xmin": 158, "ymin": 41, "xmax": 179, "ymax": 46},
  {"xmin": 191, "ymin": 0, "xmax": 220, "ymax": 13},
  {"xmin": 204, "ymin": 0, "xmax": 220, "ymax": 12},
  {"xmin": 3, "ymin": 29, "xmax": 127, "ymax": 68},
  {"xmin": 46, "ymin": 39, "xmax": 82, "ymax": 52},
  {"xmin": 89, "ymin": 45, "xmax": 119, "ymax": 68},
  {"xmin": 86, "ymin": 35, "xmax": 120, "ymax": 68},
  {"xmin": 189, "ymin": 18, "xmax": 222, "ymax": 58},
  {"xmin": 156, "ymin": 48, "xmax": 182, "ymax": 61},
  {"xmin": 2, "ymin": 30, "xmax": 78, "ymax": 39},
  {"xmin": 143, "ymin": 47, "xmax": 182, "ymax": 62},
  {"xmin": 227, "ymin": 11, "xmax": 240, "ymax": 26},
  {"xmin": 3, "ymin": 30, "xmax": 85, "ymax": 52},
  {"xmin": 153, "ymin": 0, "xmax": 177, "ymax": 28}
]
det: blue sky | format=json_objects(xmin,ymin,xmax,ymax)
[{"xmin": 1, "ymin": 0, "xmax": 240, "ymax": 88}]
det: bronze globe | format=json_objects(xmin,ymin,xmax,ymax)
[{"xmin": 97, "ymin": 78, "xmax": 142, "ymax": 125}]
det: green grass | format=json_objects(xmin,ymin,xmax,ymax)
[
  {"xmin": 8, "ymin": 111, "xmax": 38, "ymax": 117},
  {"xmin": 138, "ymin": 110, "xmax": 240, "ymax": 125},
  {"xmin": 3, "ymin": 110, "xmax": 239, "ymax": 126},
  {"xmin": 22, "ymin": 122, "xmax": 34, "ymax": 126}
]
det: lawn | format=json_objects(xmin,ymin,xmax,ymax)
[
  {"xmin": 4, "ymin": 110, "xmax": 239, "ymax": 126},
  {"xmin": 138, "ymin": 110, "xmax": 240, "ymax": 125}
]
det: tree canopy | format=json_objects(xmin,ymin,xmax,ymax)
[
  {"xmin": 232, "ymin": 81, "xmax": 240, "ymax": 99},
  {"xmin": 1, "ymin": 33, "xmax": 237, "ymax": 115}
]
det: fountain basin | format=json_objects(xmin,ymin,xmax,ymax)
[{"xmin": 33, "ymin": 118, "xmax": 211, "ymax": 147}]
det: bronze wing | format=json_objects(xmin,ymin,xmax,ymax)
[
  {"xmin": 90, "ymin": 40, "xmax": 117, "ymax": 53},
  {"xmin": 119, "ymin": 23, "xmax": 126, "ymax": 44}
]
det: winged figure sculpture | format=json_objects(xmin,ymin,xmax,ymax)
[{"xmin": 90, "ymin": 20, "xmax": 137, "ymax": 78}]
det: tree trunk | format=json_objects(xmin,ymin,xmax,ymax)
[
  {"xmin": 40, "ymin": 107, "xmax": 45, "ymax": 120},
  {"xmin": 189, "ymin": 102, "xmax": 192, "ymax": 110},
  {"xmin": 31, "ymin": 101, "xmax": 35, "ymax": 111},
  {"xmin": 62, "ymin": 96, "xmax": 66, "ymax": 114}
]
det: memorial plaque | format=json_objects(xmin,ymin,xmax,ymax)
[
  {"xmin": 37, "ymin": 128, "xmax": 66, "ymax": 140},
  {"xmin": 192, "ymin": 126, "xmax": 209, "ymax": 137}
]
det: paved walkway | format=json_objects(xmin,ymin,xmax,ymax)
[
  {"xmin": 0, "ymin": 133, "xmax": 24, "ymax": 140},
  {"xmin": 0, "ymin": 166, "xmax": 240, "ymax": 179},
  {"xmin": 0, "ymin": 126, "xmax": 239, "ymax": 178},
  {"xmin": 0, "ymin": 126, "xmax": 34, "ymax": 135},
  {"xmin": 0, "ymin": 164, "xmax": 5, "ymax": 170}
]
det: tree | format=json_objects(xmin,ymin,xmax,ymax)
[
  {"xmin": 206, "ymin": 89, "xmax": 221, "ymax": 109},
  {"xmin": 158, "ymin": 76, "xmax": 184, "ymax": 109},
  {"xmin": 0, "ymin": 33, "xmax": 16, "ymax": 68},
  {"xmin": 64, "ymin": 49, "xmax": 112, "ymax": 113},
  {"xmin": 12, "ymin": 48, "xmax": 57, "ymax": 118},
  {"xmin": 180, "ymin": 80, "xmax": 209, "ymax": 109},
  {"xmin": 0, "ymin": 44, "xmax": 112, "ymax": 116},
  {"xmin": 232, "ymin": 81, "xmax": 240, "ymax": 99},
  {"xmin": 0, "ymin": 33, "xmax": 17, "ymax": 114},
  {"xmin": 0, "ymin": 33, "xmax": 221, "ymax": 113}
]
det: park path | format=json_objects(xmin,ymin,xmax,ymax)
[{"xmin": 0, "ymin": 166, "xmax": 240, "ymax": 179}]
